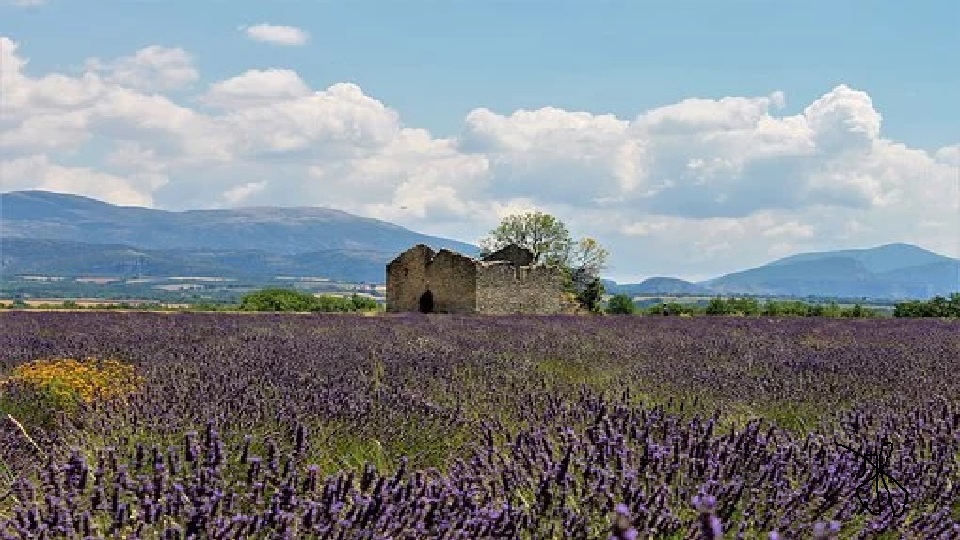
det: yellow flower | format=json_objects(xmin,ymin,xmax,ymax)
[{"xmin": 8, "ymin": 357, "xmax": 142, "ymax": 406}]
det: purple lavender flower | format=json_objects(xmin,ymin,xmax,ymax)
[{"xmin": 610, "ymin": 503, "xmax": 638, "ymax": 540}]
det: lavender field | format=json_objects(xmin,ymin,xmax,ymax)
[{"xmin": 0, "ymin": 311, "xmax": 958, "ymax": 538}]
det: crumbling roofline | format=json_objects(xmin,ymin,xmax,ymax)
[{"xmin": 390, "ymin": 244, "xmax": 560, "ymax": 269}]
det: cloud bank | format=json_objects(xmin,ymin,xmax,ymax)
[{"xmin": 1, "ymin": 36, "xmax": 957, "ymax": 280}]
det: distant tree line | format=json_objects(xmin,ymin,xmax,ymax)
[
  {"xmin": 2, "ymin": 298, "xmax": 250, "ymax": 312},
  {"xmin": 1, "ymin": 291, "xmax": 383, "ymax": 313},
  {"xmin": 892, "ymin": 293, "xmax": 960, "ymax": 318},
  {"xmin": 1, "ymin": 299, "xmax": 174, "ymax": 311},
  {"xmin": 238, "ymin": 288, "xmax": 379, "ymax": 313},
  {"xmin": 604, "ymin": 295, "xmax": 887, "ymax": 318}
]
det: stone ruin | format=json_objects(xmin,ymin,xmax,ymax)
[{"xmin": 385, "ymin": 244, "xmax": 567, "ymax": 314}]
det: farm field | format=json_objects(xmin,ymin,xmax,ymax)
[{"xmin": 0, "ymin": 312, "xmax": 958, "ymax": 538}]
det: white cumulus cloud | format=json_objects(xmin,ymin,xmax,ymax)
[
  {"xmin": 223, "ymin": 181, "xmax": 267, "ymax": 206},
  {"xmin": 86, "ymin": 46, "xmax": 199, "ymax": 92},
  {"xmin": 242, "ymin": 24, "xmax": 309, "ymax": 46},
  {"xmin": 1, "ymin": 154, "xmax": 164, "ymax": 207},
  {"xmin": 202, "ymin": 69, "xmax": 311, "ymax": 109}
]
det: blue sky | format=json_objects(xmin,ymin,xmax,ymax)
[
  {"xmin": 1, "ymin": 0, "xmax": 958, "ymax": 281},
  {"xmin": 6, "ymin": 0, "xmax": 958, "ymax": 146}
]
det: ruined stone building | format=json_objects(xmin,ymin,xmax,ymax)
[{"xmin": 385, "ymin": 244, "xmax": 566, "ymax": 314}]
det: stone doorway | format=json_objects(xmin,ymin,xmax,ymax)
[{"xmin": 418, "ymin": 290, "xmax": 435, "ymax": 313}]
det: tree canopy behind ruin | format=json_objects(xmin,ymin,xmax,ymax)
[{"xmin": 479, "ymin": 212, "xmax": 572, "ymax": 266}]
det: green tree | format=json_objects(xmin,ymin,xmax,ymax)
[
  {"xmin": 950, "ymin": 293, "xmax": 960, "ymax": 317},
  {"xmin": 821, "ymin": 301, "xmax": 842, "ymax": 318},
  {"xmin": 899, "ymin": 300, "xmax": 930, "ymax": 317},
  {"xmin": 578, "ymin": 278, "xmax": 605, "ymax": 313},
  {"xmin": 648, "ymin": 302, "xmax": 685, "ymax": 316},
  {"xmin": 350, "ymin": 294, "xmax": 379, "ymax": 311},
  {"xmin": 479, "ymin": 211, "xmax": 573, "ymax": 265},
  {"xmin": 605, "ymin": 294, "xmax": 636, "ymax": 315},
  {"xmin": 929, "ymin": 295, "xmax": 948, "ymax": 317},
  {"xmin": 728, "ymin": 297, "xmax": 761, "ymax": 316},
  {"xmin": 239, "ymin": 288, "xmax": 318, "ymax": 312},
  {"xmin": 705, "ymin": 297, "xmax": 728, "ymax": 315},
  {"xmin": 894, "ymin": 293, "xmax": 960, "ymax": 318},
  {"xmin": 761, "ymin": 299, "xmax": 779, "ymax": 316},
  {"xmin": 311, "ymin": 295, "xmax": 351, "ymax": 312}
]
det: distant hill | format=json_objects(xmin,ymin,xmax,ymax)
[
  {"xmin": 605, "ymin": 277, "xmax": 710, "ymax": 296},
  {"xmin": 0, "ymin": 190, "xmax": 478, "ymax": 256},
  {"xmin": 765, "ymin": 243, "xmax": 950, "ymax": 274},
  {"xmin": 604, "ymin": 244, "xmax": 958, "ymax": 300},
  {"xmin": 700, "ymin": 244, "xmax": 959, "ymax": 299},
  {"xmin": 0, "ymin": 238, "xmax": 394, "ymax": 284}
]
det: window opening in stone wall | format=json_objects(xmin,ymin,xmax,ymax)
[{"xmin": 418, "ymin": 290, "xmax": 435, "ymax": 313}]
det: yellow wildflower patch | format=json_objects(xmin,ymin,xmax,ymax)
[{"xmin": 5, "ymin": 357, "xmax": 143, "ymax": 405}]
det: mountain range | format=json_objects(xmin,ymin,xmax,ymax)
[
  {"xmin": 2, "ymin": 190, "xmax": 957, "ymax": 299},
  {"xmin": 1, "ymin": 190, "xmax": 476, "ymax": 255}
]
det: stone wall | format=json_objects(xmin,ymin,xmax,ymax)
[
  {"xmin": 475, "ymin": 262, "xmax": 563, "ymax": 314},
  {"xmin": 385, "ymin": 244, "xmax": 434, "ymax": 313},
  {"xmin": 426, "ymin": 250, "xmax": 478, "ymax": 314}
]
